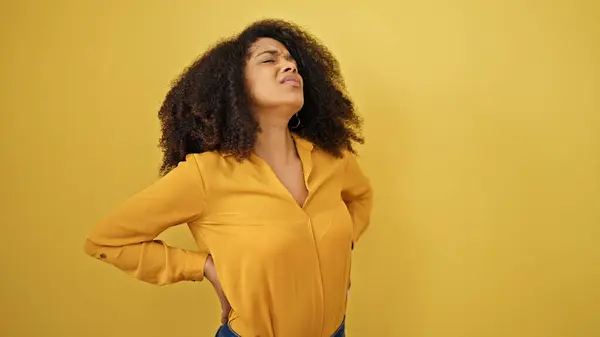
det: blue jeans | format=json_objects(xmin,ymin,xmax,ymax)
[{"xmin": 215, "ymin": 319, "xmax": 345, "ymax": 337}]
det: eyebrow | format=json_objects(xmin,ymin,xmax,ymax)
[{"xmin": 254, "ymin": 49, "xmax": 295, "ymax": 61}]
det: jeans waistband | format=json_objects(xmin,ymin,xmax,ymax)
[{"xmin": 215, "ymin": 318, "xmax": 345, "ymax": 337}]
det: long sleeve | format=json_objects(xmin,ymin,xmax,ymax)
[
  {"xmin": 84, "ymin": 155, "xmax": 208, "ymax": 286},
  {"xmin": 341, "ymin": 152, "xmax": 374, "ymax": 245}
]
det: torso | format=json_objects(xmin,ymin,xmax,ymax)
[
  {"xmin": 189, "ymin": 141, "xmax": 355, "ymax": 337},
  {"xmin": 266, "ymin": 156, "xmax": 308, "ymax": 207}
]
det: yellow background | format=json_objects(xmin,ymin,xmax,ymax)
[{"xmin": 1, "ymin": 0, "xmax": 599, "ymax": 336}]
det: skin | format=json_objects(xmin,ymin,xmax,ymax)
[{"xmin": 204, "ymin": 38, "xmax": 308, "ymax": 324}]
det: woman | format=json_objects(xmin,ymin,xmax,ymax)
[{"xmin": 84, "ymin": 19, "xmax": 373, "ymax": 337}]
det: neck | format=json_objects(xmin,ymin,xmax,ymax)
[{"xmin": 254, "ymin": 122, "xmax": 297, "ymax": 165}]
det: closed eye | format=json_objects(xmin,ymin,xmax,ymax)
[{"xmin": 261, "ymin": 59, "xmax": 275, "ymax": 63}]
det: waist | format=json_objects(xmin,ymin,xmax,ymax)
[
  {"xmin": 216, "ymin": 254, "xmax": 351, "ymax": 336},
  {"xmin": 217, "ymin": 317, "xmax": 346, "ymax": 337}
]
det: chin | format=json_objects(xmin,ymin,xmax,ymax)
[
  {"xmin": 290, "ymin": 99, "xmax": 304, "ymax": 111},
  {"xmin": 283, "ymin": 95, "xmax": 304, "ymax": 111}
]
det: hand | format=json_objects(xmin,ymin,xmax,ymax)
[
  {"xmin": 347, "ymin": 278, "xmax": 351, "ymax": 300},
  {"xmin": 204, "ymin": 255, "xmax": 232, "ymax": 324}
]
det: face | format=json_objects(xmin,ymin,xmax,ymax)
[{"xmin": 244, "ymin": 37, "xmax": 304, "ymax": 118}]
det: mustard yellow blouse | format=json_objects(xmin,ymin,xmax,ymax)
[{"xmin": 84, "ymin": 134, "xmax": 373, "ymax": 337}]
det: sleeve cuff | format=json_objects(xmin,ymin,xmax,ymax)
[{"xmin": 184, "ymin": 251, "xmax": 208, "ymax": 282}]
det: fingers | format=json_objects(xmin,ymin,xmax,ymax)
[
  {"xmin": 221, "ymin": 310, "xmax": 228, "ymax": 325},
  {"xmin": 221, "ymin": 301, "xmax": 231, "ymax": 324},
  {"xmin": 212, "ymin": 281, "xmax": 230, "ymax": 325},
  {"xmin": 206, "ymin": 256, "xmax": 231, "ymax": 325}
]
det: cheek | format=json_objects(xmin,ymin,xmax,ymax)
[
  {"xmin": 245, "ymin": 75, "xmax": 261, "ymax": 101},
  {"xmin": 246, "ymin": 75, "xmax": 277, "ymax": 104}
]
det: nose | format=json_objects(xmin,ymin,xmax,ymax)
[{"xmin": 282, "ymin": 61, "xmax": 297, "ymax": 74}]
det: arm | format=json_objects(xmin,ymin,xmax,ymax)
[
  {"xmin": 84, "ymin": 155, "xmax": 208, "ymax": 286},
  {"xmin": 341, "ymin": 152, "xmax": 373, "ymax": 246}
]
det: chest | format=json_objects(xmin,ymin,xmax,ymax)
[
  {"xmin": 201, "ymin": 153, "xmax": 345, "ymax": 220},
  {"xmin": 194, "ymin": 154, "xmax": 351, "ymax": 255},
  {"xmin": 268, "ymin": 159, "xmax": 308, "ymax": 207}
]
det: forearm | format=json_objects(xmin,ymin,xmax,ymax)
[
  {"xmin": 83, "ymin": 155, "xmax": 208, "ymax": 285},
  {"xmin": 85, "ymin": 238, "xmax": 207, "ymax": 285}
]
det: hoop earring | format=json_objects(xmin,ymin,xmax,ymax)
[{"xmin": 290, "ymin": 113, "xmax": 301, "ymax": 129}]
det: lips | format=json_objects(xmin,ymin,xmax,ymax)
[{"xmin": 280, "ymin": 75, "xmax": 301, "ymax": 87}]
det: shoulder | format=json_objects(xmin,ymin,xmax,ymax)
[
  {"xmin": 185, "ymin": 151, "xmax": 222, "ymax": 164},
  {"xmin": 185, "ymin": 151, "xmax": 239, "ymax": 177},
  {"xmin": 294, "ymin": 133, "xmax": 357, "ymax": 165},
  {"xmin": 313, "ymin": 146, "xmax": 356, "ymax": 162}
]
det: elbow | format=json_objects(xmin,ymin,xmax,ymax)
[
  {"xmin": 83, "ymin": 238, "xmax": 93, "ymax": 256},
  {"xmin": 362, "ymin": 182, "xmax": 374, "ymax": 212},
  {"xmin": 365, "ymin": 180, "xmax": 374, "ymax": 200},
  {"xmin": 83, "ymin": 238, "xmax": 105, "ymax": 260}
]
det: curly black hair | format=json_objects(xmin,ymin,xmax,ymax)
[{"xmin": 157, "ymin": 18, "xmax": 364, "ymax": 175}]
